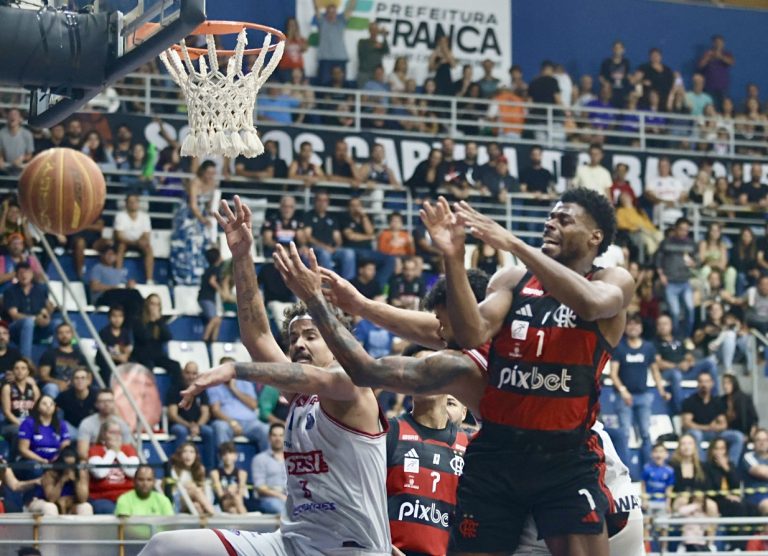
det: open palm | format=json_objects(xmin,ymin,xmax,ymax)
[
  {"xmin": 215, "ymin": 195, "xmax": 253, "ymax": 259},
  {"xmin": 419, "ymin": 196, "xmax": 464, "ymax": 257}
]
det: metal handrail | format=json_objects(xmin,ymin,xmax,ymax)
[
  {"xmin": 36, "ymin": 233, "xmax": 199, "ymax": 515},
  {"xmin": 3, "ymin": 75, "xmax": 768, "ymax": 160}
]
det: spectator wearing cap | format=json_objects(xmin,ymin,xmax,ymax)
[
  {"xmin": 0, "ymin": 233, "xmax": 44, "ymax": 292},
  {"xmin": 3, "ymin": 261, "xmax": 55, "ymax": 358},
  {"xmin": 0, "ymin": 320, "xmax": 22, "ymax": 380}
]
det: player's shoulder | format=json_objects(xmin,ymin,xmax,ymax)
[
  {"xmin": 488, "ymin": 264, "xmax": 527, "ymax": 292},
  {"xmin": 592, "ymin": 265, "xmax": 634, "ymax": 286}
]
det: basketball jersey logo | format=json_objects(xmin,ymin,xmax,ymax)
[{"xmin": 552, "ymin": 304, "xmax": 577, "ymax": 328}]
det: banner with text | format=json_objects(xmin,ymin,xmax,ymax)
[
  {"xmin": 295, "ymin": 0, "xmax": 512, "ymax": 85},
  {"xmin": 97, "ymin": 113, "xmax": 745, "ymax": 197}
]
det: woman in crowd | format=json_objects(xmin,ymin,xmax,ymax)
[
  {"xmin": 688, "ymin": 170, "xmax": 716, "ymax": 212},
  {"xmin": 155, "ymin": 145, "xmax": 184, "ymax": 196},
  {"xmin": 170, "ymin": 442, "xmax": 215, "ymax": 515},
  {"xmin": 81, "ymin": 130, "xmax": 116, "ymax": 170},
  {"xmin": 209, "ymin": 442, "xmax": 248, "ymax": 514},
  {"xmin": 471, "ymin": 241, "xmax": 504, "ymax": 277},
  {"xmin": 131, "ymin": 294, "xmax": 182, "ymax": 386},
  {"xmin": 615, "ymin": 190, "xmax": 663, "ymax": 257},
  {"xmin": 670, "ymin": 433, "xmax": 719, "ymax": 546},
  {"xmin": 428, "ymin": 35, "xmax": 457, "ymax": 97},
  {"xmin": 287, "ymin": 68, "xmax": 315, "ymax": 124},
  {"xmin": 0, "ymin": 455, "xmax": 40, "ymax": 513},
  {"xmin": 730, "ymin": 226, "xmax": 760, "ymax": 295},
  {"xmin": 721, "ymin": 374, "xmax": 759, "ymax": 438},
  {"xmin": 387, "ymin": 56, "xmax": 410, "ymax": 93},
  {"xmin": 87, "ymin": 418, "xmax": 139, "ymax": 514},
  {"xmin": 26, "ymin": 446, "xmax": 92, "ymax": 515},
  {"xmin": 17, "ymin": 395, "xmax": 70, "ymax": 476},
  {"xmin": 405, "ymin": 148, "xmax": 444, "ymax": 202},
  {"xmin": 704, "ymin": 437, "xmax": 759, "ymax": 549},
  {"xmin": 0, "ymin": 357, "xmax": 39, "ymax": 458},
  {"xmin": 171, "ymin": 160, "xmax": 217, "ymax": 285},
  {"xmin": 277, "ymin": 17, "xmax": 307, "ymax": 83},
  {"xmin": 697, "ymin": 222, "xmax": 736, "ymax": 293}
]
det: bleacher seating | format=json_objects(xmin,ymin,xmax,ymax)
[
  {"xmin": 173, "ymin": 285, "xmax": 202, "ymax": 316},
  {"xmin": 135, "ymin": 283, "xmax": 174, "ymax": 315},
  {"xmin": 167, "ymin": 340, "xmax": 211, "ymax": 372},
  {"xmin": 48, "ymin": 280, "xmax": 92, "ymax": 312},
  {"xmin": 211, "ymin": 341, "xmax": 251, "ymax": 364}
]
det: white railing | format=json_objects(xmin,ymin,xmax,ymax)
[{"xmin": 2, "ymin": 75, "xmax": 768, "ymax": 161}]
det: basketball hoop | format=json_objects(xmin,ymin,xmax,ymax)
[{"xmin": 159, "ymin": 21, "xmax": 285, "ymax": 159}]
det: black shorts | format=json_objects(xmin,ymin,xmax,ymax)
[
  {"xmin": 449, "ymin": 432, "xmax": 612, "ymax": 553},
  {"xmin": 67, "ymin": 230, "xmax": 102, "ymax": 248}
]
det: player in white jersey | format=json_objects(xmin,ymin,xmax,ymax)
[
  {"xmin": 274, "ymin": 264, "xmax": 644, "ymax": 556},
  {"xmin": 139, "ymin": 197, "xmax": 390, "ymax": 556}
]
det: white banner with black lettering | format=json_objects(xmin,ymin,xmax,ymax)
[{"xmin": 295, "ymin": 0, "xmax": 512, "ymax": 85}]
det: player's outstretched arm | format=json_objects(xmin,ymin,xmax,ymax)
[
  {"xmin": 180, "ymin": 360, "xmax": 360, "ymax": 408},
  {"xmin": 421, "ymin": 197, "xmax": 517, "ymax": 348},
  {"xmin": 215, "ymin": 196, "xmax": 287, "ymax": 363},
  {"xmin": 454, "ymin": 200, "xmax": 635, "ymax": 323},
  {"xmin": 319, "ymin": 267, "xmax": 444, "ymax": 349}
]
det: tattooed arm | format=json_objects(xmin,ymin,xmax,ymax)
[
  {"xmin": 180, "ymin": 360, "xmax": 361, "ymax": 408},
  {"xmin": 216, "ymin": 196, "xmax": 287, "ymax": 364},
  {"xmin": 304, "ymin": 294, "xmax": 484, "ymax": 409}
]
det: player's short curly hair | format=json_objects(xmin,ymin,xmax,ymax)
[
  {"xmin": 422, "ymin": 269, "xmax": 489, "ymax": 311},
  {"xmin": 561, "ymin": 187, "xmax": 616, "ymax": 255},
  {"xmin": 280, "ymin": 301, "xmax": 353, "ymax": 344}
]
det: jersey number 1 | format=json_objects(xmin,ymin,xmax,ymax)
[{"xmin": 535, "ymin": 330, "xmax": 545, "ymax": 357}]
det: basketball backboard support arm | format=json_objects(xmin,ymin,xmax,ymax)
[{"xmin": 7, "ymin": 0, "xmax": 206, "ymax": 128}]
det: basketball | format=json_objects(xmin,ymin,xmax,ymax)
[{"xmin": 18, "ymin": 147, "xmax": 106, "ymax": 235}]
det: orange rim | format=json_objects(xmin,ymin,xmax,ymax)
[{"xmin": 169, "ymin": 20, "xmax": 286, "ymax": 59}]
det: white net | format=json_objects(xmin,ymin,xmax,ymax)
[{"xmin": 159, "ymin": 29, "xmax": 285, "ymax": 158}]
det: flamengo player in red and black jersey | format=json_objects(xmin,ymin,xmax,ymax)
[
  {"xmin": 423, "ymin": 188, "xmax": 634, "ymax": 556},
  {"xmin": 386, "ymin": 346, "xmax": 470, "ymax": 556},
  {"xmin": 277, "ymin": 245, "xmax": 642, "ymax": 556}
]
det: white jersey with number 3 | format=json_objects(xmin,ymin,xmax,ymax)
[{"xmin": 279, "ymin": 394, "xmax": 391, "ymax": 555}]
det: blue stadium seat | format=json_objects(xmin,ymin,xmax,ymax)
[
  {"xmin": 234, "ymin": 439, "xmax": 257, "ymax": 471},
  {"xmin": 168, "ymin": 316, "xmax": 204, "ymax": 341}
]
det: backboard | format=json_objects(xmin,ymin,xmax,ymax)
[{"xmin": 0, "ymin": 0, "xmax": 205, "ymax": 127}]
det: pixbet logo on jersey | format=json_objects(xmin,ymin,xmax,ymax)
[
  {"xmin": 497, "ymin": 365, "xmax": 572, "ymax": 392},
  {"xmin": 398, "ymin": 499, "xmax": 450, "ymax": 527}
]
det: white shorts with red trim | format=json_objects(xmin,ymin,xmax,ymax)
[{"xmin": 214, "ymin": 530, "xmax": 291, "ymax": 556}]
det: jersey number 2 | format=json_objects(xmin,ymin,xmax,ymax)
[{"xmin": 431, "ymin": 471, "xmax": 441, "ymax": 493}]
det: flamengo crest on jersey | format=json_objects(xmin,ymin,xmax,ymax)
[
  {"xmin": 481, "ymin": 270, "xmax": 613, "ymax": 446},
  {"xmin": 387, "ymin": 414, "xmax": 469, "ymax": 555}
]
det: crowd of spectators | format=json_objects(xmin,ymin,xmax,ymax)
[{"xmin": 0, "ymin": 13, "xmax": 767, "ymax": 546}]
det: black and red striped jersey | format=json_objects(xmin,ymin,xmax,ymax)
[
  {"xmin": 386, "ymin": 413, "xmax": 469, "ymax": 556},
  {"xmin": 477, "ymin": 269, "xmax": 613, "ymax": 451}
]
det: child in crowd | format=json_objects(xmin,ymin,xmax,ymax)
[
  {"xmin": 170, "ymin": 442, "xmax": 215, "ymax": 516},
  {"xmin": 642, "ymin": 443, "xmax": 675, "ymax": 551},
  {"xmin": 209, "ymin": 442, "xmax": 248, "ymax": 514},
  {"xmin": 377, "ymin": 212, "xmax": 414, "ymax": 258},
  {"xmin": 96, "ymin": 305, "xmax": 134, "ymax": 385}
]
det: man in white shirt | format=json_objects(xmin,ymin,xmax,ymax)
[
  {"xmin": 113, "ymin": 194, "xmax": 154, "ymax": 283},
  {"xmin": 572, "ymin": 144, "xmax": 612, "ymax": 197},
  {"xmin": 644, "ymin": 156, "xmax": 687, "ymax": 227},
  {"xmin": 0, "ymin": 108, "xmax": 34, "ymax": 175}
]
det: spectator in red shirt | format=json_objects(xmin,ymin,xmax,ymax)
[
  {"xmin": 87, "ymin": 417, "xmax": 139, "ymax": 514},
  {"xmin": 610, "ymin": 163, "xmax": 637, "ymax": 206}
]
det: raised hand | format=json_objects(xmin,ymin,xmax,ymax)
[
  {"xmin": 454, "ymin": 200, "xmax": 516, "ymax": 253},
  {"xmin": 319, "ymin": 267, "xmax": 367, "ymax": 316},
  {"xmin": 214, "ymin": 195, "xmax": 253, "ymax": 259},
  {"xmin": 180, "ymin": 362, "xmax": 236, "ymax": 410},
  {"xmin": 419, "ymin": 196, "xmax": 465, "ymax": 258},
  {"xmin": 273, "ymin": 242, "xmax": 323, "ymax": 302}
]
